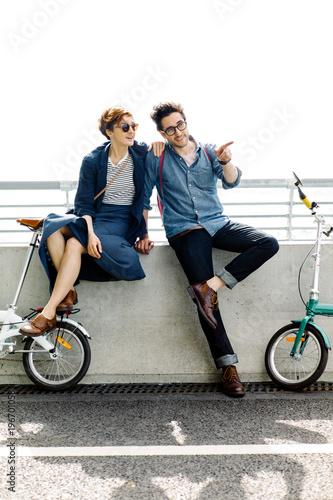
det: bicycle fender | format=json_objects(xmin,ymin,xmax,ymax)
[
  {"xmin": 56, "ymin": 316, "xmax": 91, "ymax": 339},
  {"xmin": 291, "ymin": 319, "xmax": 331, "ymax": 350}
]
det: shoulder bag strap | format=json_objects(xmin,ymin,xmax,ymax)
[{"xmin": 94, "ymin": 154, "xmax": 131, "ymax": 201}]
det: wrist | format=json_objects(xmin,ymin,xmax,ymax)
[{"xmin": 218, "ymin": 158, "xmax": 231, "ymax": 165}]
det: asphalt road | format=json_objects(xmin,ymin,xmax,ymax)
[{"xmin": 1, "ymin": 390, "xmax": 333, "ymax": 499}]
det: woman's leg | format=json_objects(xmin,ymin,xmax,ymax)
[
  {"xmin": 46, "ymin": 226, "xmax": 75, "ymax": 272},
  {"xmin": 42, "ymin": 237, "xmax": 87, "ymax": 319}
]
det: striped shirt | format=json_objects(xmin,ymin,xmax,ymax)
[{"xmin": 102, "ymin": 152, "xmax": 135, "ymax": 205}]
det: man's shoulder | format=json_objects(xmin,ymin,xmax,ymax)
[
  {"xmin": 145, "ymin": 148, "xmax": 161, "ymax": 168},
  {"xmin": 200, "ymin": 142, "xmax": 216, "ymax": 154}
]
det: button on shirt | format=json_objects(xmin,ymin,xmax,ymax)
[{"xmin": 144, "ymin": 138, "xmax": 242, "ymax": 240}]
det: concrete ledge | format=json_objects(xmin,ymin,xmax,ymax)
[{"xmin": 1, "ymin": 244, "xmax": 333, "ymax": 384}]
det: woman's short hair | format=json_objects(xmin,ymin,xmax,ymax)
[
  {"xmin": 150, "ymin": 102, "xmax": 186, "ymax": 131},
  {"xmin": 99, "ymin": 106, "xmax": 132, "ymax": 139}
]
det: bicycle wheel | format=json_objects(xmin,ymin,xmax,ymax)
[
  {"xmin": 22, "ymin": 321, "xmax": 91, "ymax": 390},
  {"xmin": 265, "ymin": 322, "xmax": 328, "ymax": 391}
]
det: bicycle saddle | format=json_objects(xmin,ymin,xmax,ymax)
[{"xmin": 17, "ymin": 218, "xmax": 44, "ymax": 230}]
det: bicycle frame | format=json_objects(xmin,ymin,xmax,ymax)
[{"xmin": 0, "ymin": 229, "xmax": 56, "ymax": 353}]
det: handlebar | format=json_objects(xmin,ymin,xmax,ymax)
[
  {"xmin": 293, "ymin": 172, "xmax": 333, "ymax": 237},
  {"xmin": 293, "ymin": 172, "xmax": 318, "ymax": 211}
]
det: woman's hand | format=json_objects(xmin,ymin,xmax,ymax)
[
  {"xmin": 87, "ymin": 232, "xmax": 102, "ymax": 258},
  {"xmin": 148, "ymin": 141, "xmax": 165, "ymax": 157}
]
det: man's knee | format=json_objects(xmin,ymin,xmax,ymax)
[{"xmin": 264, "ymin": 235, "xmax": 279, "ymax": 258}]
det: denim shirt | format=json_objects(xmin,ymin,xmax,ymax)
[{"xmin": 144, "ymin": 138, "xmax": 242, "ymax": 239}]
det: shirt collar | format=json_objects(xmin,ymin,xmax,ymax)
[{"xmin": 165, "ymin": 135, "xmax": 202, "ymax": 154}]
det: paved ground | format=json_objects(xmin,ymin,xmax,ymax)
[{"xmin": 0, "ymin": 388, "xmax": 333, "ymax": 499}]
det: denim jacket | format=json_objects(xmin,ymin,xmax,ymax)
[
  {"xmin": 144, "ymin": 138, "xmax": 241, "ymax": 239},
  {"xmin": 74, "ymin": 140, "xmax": 148, "ymax": 244}
]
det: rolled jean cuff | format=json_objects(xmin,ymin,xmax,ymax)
[
  {"xmin": 216, "ymin": 268, "xmax": 238, "ymax": 290},
  {"xmin": 215, "ymin": 353, "xmax": 238, "ymax": 369}
]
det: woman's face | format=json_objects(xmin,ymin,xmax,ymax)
[{"xmin": 107, "ymin": 114, "xmax": 137, "ymax": 148}]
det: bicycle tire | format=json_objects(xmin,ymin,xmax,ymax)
[
  {"xmin": 22, "ymin": 320, "xmax": 91, "ymax": 390},
  {"xmin": 265, "ymin": 322, "xmax": 328, "ymax": 391}
]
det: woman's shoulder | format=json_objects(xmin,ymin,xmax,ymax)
[
  {"xmin": 83, "ymin": 141, "xmax": 110, "ymax": 162},
  {"xmin": 130, "ymin": 141, "xmax": 148, "ymax": 157},
  {"xmin": 80, "ymin": 141, "xmax": 110, "ymax": 169}
]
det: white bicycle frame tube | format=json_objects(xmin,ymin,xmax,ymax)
[
  {"xmin": 11, "ymin": 231, "xmax": 40, "ymax": 308},
  {"xmin": 0, "ymin": 228, "xmax": 55, "ymax": 351},
  {"xmin": 0, "ymin": 324, "xmax": 55, "ymax": 352},
  {"xmin": 309, "ymin": 214, "xmax": 324, "ymax": 301},
  {"xmin": 0, "ymin": 223, "xmax": 90, "ymax": 355}
]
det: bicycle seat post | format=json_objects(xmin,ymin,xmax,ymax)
[{"xmin": 11, "ymin": 230, "xmax": 40, "ymax": 310}]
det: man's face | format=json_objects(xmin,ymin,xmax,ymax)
[{"xmin": 159, "ymin": 112, "xmax": 189, "ymax": 149}]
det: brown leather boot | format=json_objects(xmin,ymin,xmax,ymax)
[
  {"xmin": 221, "ymin": 365, "xmax": 245, "ymax": 398},
  {"xmin": 187, "ymin": 281, "xmax": 218, "ymax": 329},
  {"xmin": 56, "ymin": 289, "xmax": 78, "ymax": 313},
  {"xmin": 19, "ymin": 313, "xmax": 56, "ymax": 337}
]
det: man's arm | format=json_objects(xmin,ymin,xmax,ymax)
[
  {"xmin": 214, "ymin": 141, "xmax": 239, "ymax": 184},
  {"xmin": 135, "ymin": 209, "xmax": 154, "ymax": 254},
  {"xmin": 134, "ymin": 151, "xmax": 159, "ymax": 255}
]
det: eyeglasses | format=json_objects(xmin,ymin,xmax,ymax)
[
  {"xmin": 162, "ymin": 121, "xmax": 187, "ymax": 136},
  {"xmin": 115, "ymin": 123, "xmax": 138, "ymax": 133}
]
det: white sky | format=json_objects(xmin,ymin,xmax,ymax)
[{"xmin": 1, "ymin": 0, "xmax": 333, "ymax": 182}]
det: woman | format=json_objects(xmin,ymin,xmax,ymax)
[{"xmin": 20, "ymin": 106, "xmax": 161, "ymax": 336}]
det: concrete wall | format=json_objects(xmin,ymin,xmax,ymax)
[{"xmin": 1, "ymin": 243, "xmax": 333, "ymax": 384}]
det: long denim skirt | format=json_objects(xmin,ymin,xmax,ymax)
[{"xmin": 39, "ymin": 204, "xmax": 145, "ymax": 289}]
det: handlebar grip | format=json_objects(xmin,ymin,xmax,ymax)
[{"xmin": 301, "ymin": 196, "xmax": 312, "ymax": 209}]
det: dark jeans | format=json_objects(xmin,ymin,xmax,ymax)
[{"xmin": 169, "ymin": 221, "xmax": 279, "ymax": 369}]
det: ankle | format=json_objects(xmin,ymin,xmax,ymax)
[
  {"xmin": 207, "ymin": 276, "xmax": 225, "ymax": 292},
  {"xmin": 42, "ymin": 306, "xmax": 56, "ymax": 319}
]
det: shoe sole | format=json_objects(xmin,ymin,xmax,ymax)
[
  {"xmin": 221, "ymin": 388, "xmax": 246, "ymax": 398},
  {"xmin": 187, "ymin": 286, "xmax": 217, "ymax": 330}
]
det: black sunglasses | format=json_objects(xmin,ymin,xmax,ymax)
[{"xmin": 115, "ymin": 123, "xmax": 138, "ymax": 133}]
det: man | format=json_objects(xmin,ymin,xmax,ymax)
[{"xmin": 136, "ymin": 102, "xmax": 279, "ymax": 398}]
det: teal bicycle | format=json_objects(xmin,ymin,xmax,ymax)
[{"xmin": 265, "ymin": 173, "xmax": 332, "ymax": 390}]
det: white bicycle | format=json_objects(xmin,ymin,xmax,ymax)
[{"xmin": 0, "ymin": 218, "xmax": 91, "ymax": 390}]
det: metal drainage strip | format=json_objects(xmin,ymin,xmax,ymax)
[{"xmin": 0, "ymin": 381, "xmax": 333, "ymax": 395}]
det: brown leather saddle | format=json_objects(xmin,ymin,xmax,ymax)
[{"xmin": 17, "ymin": 218, "xmax": 44, "ymax": 230}]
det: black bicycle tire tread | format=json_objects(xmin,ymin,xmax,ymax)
[
  {"xmin": 22, "ymin": 321, "xmax": 91, "ymax": 391},
  {"xmin": 265, "ymin": 322, "xmax": 328, "ymax": 391}
]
